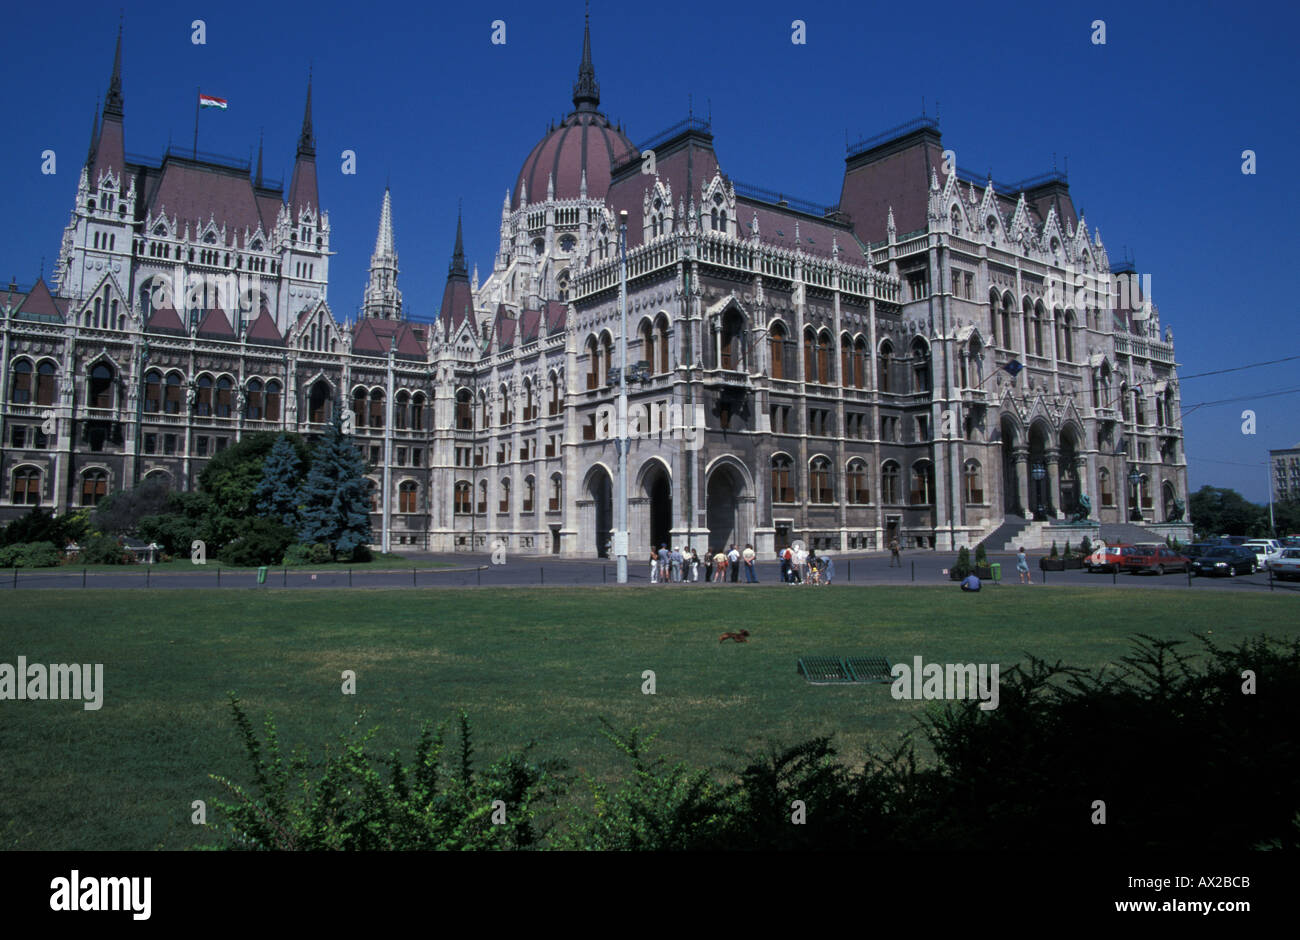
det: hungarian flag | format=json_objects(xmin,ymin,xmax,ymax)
[
  {"xmin": 199, "ymin": 94, "xmax": 227, "ymax": 110},
  {"xmin": 1002, "ymin": 359, "xmax": 1023, "ymax": 377}
]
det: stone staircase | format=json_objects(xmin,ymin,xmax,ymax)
[{"xmin": 976, "ymin": 515, "xmax": 1029, "ymax": 553}]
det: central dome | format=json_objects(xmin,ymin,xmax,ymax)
[{"xmin": 511, "ymin": 13, "xmax": 633, "ymax": 209}]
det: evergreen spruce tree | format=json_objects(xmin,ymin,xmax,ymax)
[
  {"xmin": 254, "ymin": 434, "xmax": 304, "ymax": 529},
  {"xmin": 296, "ymin": 411, "xmax": 375, "ymax": 560}
]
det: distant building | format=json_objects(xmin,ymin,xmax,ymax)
[
  {"xmin": 1271, "ymin": 444, "xmax": 1300, "ymax": 502},
  {"xmin": 0, "ymin": 16, "xmax": 1190, "ymax": 554}
]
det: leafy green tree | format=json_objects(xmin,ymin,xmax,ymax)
[
  {"xmin": 91, "ymin": 477, "xmax": 172, "ymax": 536},
  {"xmin": 1189, "ymin": 485, "xmax": 1266, "ymax": 538},
  {"xmin": 198, "ymin": 432, "xmax": 309, "ymax": 548},
  {"xmin": 254, "ymin": 434, "xmax": 305, "ymax": 529},
  {"xmin": 1, "ymin": 506, "xmax": 92, "ymax": 548},
  {"xmin": 296, "ymin": 412, "xmax": 374, "ymax": 560},
  {"xmin": 218, "ymin": 517, "xmax": 295, "ymax": 567}
]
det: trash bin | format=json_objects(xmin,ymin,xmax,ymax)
[
  {"xmin": 990, "ymin": 563, "xmax": 1001, "ymax": 583},
  {"xmin": 257, "ymin": 566, "xmax": 267, "ymax": 584}
]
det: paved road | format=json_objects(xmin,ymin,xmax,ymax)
[{"xmin": 3, "ymin": 551, "xmax": 1296, "ymax": 595}]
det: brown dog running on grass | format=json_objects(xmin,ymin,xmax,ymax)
[{"xmin": 718, "ymin": 629, "xmax": 751, "ymax": 644}]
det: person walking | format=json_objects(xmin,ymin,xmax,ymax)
[
  {"xmin": 822, "ymin": 553, "xmax": 834, "ymax": 585},
  {"xmin": 1016, "ymin": 546, "xmax": 1031, "ymax": 584},
  {"xmin": 779, "ymin": 547, "xmax": 791, "ymax": 583},
  {"xmin": 689, "ymin": 547, "xmax": 700, "ymax": 582},
  {"xmin": 670, "ymin": 546, "xmax": 683, "ymax": 583},
  {"xmin": 649, "ymin": 547, "xmax": 659, "ymax": 584},
  {"xmin": 889, "ymin": 536, "xmax": 901, "ymax": 567},
  {"xmin": 742, "ymin": 544, "xmax": 757, "ymax": 582},
  {"xmin": 714, "ymin": 548, "xmax": 728, "ymax": 583},
  {"xmin": 658, "ymin": 544, "xmax": 671, "ymax": 585},
  {"xmin": 704, "ymin": 549, "xmax": 714, "ymax": 584},
  {"xmin": 728, "ymin": 544, "xmax": 741, "ymax": 583}
]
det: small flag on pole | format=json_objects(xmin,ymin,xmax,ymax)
[
  {"xmin": 1002, "ymin": 359, "xmax": 1023, "ymax": 377},
  {"xmin": 198, "ymin": 94, "xmax": 228, "ymax": 110}
]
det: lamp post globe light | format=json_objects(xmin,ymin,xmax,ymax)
[
  {"xmin": 1031, "ymin": 460, "xmax": 1047, "ymax": 521},
  {"xmin": 1128, "ymin": 466, "xmax": 1144, "ymax": 521},
  {"xmin": 614, "ymin": 209, "xmax": 629, "ymax": 584}
]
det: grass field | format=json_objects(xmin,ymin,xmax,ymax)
[{"xmin": 1, "ymin": 585, "xmax": 1296, "ymax": 850}]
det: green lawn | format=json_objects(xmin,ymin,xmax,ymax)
[{"xmin": 1, "ymin": 586, "xmax": 1295, "ymax": 850}]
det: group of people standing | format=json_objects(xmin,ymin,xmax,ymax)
[
  {"xmin": 649, "ymin": 544, "xmax": 758, "ymax": 583},
  {"xmin": 777, "ymin": 545, "xmax": 835, "ymax": 585}
]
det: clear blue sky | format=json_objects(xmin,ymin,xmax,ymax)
[{"xmin": 1, "ymin": 0, "xmax": 1294, "ymax": 501}]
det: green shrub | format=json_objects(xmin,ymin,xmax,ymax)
[
  {"xmin": 953, "ymin": 546, "xmax": 972, "ymax": 578},
  {"xmin": 974, "ymin": 543, "xmax": 989, "ymax": 569},
  {"xmin": 307, "ymin": 542, "xmax": 333, "ymax": 565},
  {"xmin": 1063, "ymin": 540, "xmax": 1073, "ymax": 558},
  {"xmin": 349, "ymin": 543, "xmax": 373, "ymax": 563},
  {"xmin": 1079, "ymin": 535, "xmax": 1093, "ymax": 555},
  {"xmin": 79, "ymin": 534, "xmax": 133, "ymax": 565},
  {"xmin": 218, "ymin": 518, "xmax": 294, "ymax": 567},
  {"xmin": 0, "ymin": 541, "xmax": 61, "ymax": 568},
  {"xmin": 1049, "ymin": 540, "xmax": 1059, "ymax": 558},
  {"xmin": 281, "ymin": 543, "xmax": 313, "ymax": 566}
]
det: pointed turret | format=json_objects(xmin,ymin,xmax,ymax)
[
  {"xmin": 361, "ymin": 188, "xmax": 401, "ymax": 320},
  {"xmin": 91, "ymin": 27, "xmax": 126, "ymax": 189},
  {"xmin": 288, "ymin": 74, "xmax": 319, "ymax": 212},
  {"xmin": 439, "ymin": 210, "xmax": 475, "ymax": 332},
  {"xmin": 571, "ymin": 5, "xmax": 600, "ymax": 112}
]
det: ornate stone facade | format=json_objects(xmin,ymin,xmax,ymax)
[{"xmin": 0, "ymin": 18, "xmax": 1189, "ymax": 555}]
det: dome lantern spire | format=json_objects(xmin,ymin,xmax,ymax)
[{"xmin": 571, "ymin": 4, "xmax": 600, "ymax": 112}]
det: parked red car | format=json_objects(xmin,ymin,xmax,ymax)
[
  {"xmin": 1121, "ymin": 544, "xmax": 1191, "ymax": 575},
  {"xmin": 1085, "ymin": 543, "xmax": 1133, "ymax": 573}
]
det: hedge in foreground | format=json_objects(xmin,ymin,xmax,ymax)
[{"xmin": 201, "ymin": 633, "xmax": 1300, "ymax": 851}]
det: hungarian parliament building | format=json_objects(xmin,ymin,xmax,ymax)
[{"xmin": 0, "ymin": 19, "xmax": 1190, "ymax": 555}]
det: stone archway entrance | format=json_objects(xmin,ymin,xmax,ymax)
[
  {"xmin": 642, "ymin": 462, "xmax": 672, "ymax": 551},
  {"xmin": 586, "ymin": 466, "xmax": 613, "ymax": 557},
  {"xmin": 706, "ymin": 463, "xmax": 747, "ymax": 551}
]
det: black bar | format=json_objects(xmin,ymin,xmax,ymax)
[
  {"xmin": 217, "ymin": 567, "xmax": 221, "ymax": 587},
  {"xmin": 146, "ymin": 566, "xmax": 150, "ymax": 588},
  {"xmin": 83, "ymin": 568, "xmax": 87, "ymax": 588},
  {"xmin": 283, "ymin": 566, "xmax": 288, "ymax": 587},
  {"xmin": 477, "ymin": 566, "xmax": 481, "ymax": 586},
  {"xmin": 1112, "ymin": 566, "xmax": 1117, "ymax": 585},
  {"xmin": 911, "ymin": 561, "xmax": 914, "ymax": 582},
  {"xmin": 349, "ymin": 568, "xmax": 353, "ymax": 587},
  {"xmin": 13, "ymin": 568, "xmax": 17, "ymax": 589},
  {"xmin": 847, "ymin": 560, "xmax": 851, "ymax": 582},
  {"xmin": 413, "ymin": 568, "xmax": 417, "ymax": 587}
]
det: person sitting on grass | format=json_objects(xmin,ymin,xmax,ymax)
[{"xmin": 961, "ymin": 572, "xmax": 982, "ymax": 592}]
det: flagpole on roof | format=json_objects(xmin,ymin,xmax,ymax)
[{"xmin": 193, "ymin": 86, "xmax": 200, "ymax": 158}]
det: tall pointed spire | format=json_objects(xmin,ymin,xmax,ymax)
[
  {"xmin": 86, "ymin": 100, "xmax": 100, "ymax": 167},
  {"xmin": 571, "ymin": 3, "xmax": 600, "ymax": 112},
  {"xmin": 449, "ymin": 205, "xmax": 467, "ymax": 277},
  {"xmin": 104, "ymin": 20, "xmax": 124, "ymax": 117},
  {"xmin": 362, "ymin": 187, "xmax": 401, "ymax": 320},
  {"xmin": 297, "ymin": 69, "xmax": 315, "ymax": 157}
]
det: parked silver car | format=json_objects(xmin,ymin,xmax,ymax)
[{"xmin": 1266, "ymin": 548, "xmax": 1300, "ymax": 581}]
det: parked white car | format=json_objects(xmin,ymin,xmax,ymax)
[
  {"xmin": 1266, "ymin": 548, "xmax": 1300, "ymax": 581},
  {"xmin": 1243, "ymin": 540, "xmax": 1282, "ymax": 564}
]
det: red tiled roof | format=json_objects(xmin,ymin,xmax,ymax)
[
  {"xmin": 245, "ymin": 308, "xmax": 283, "ymax": 345},
  {"xmin": 738, "ymin": 199, "xmax": 860, "ymax": 261},
  {"xmin": 288, "ymin": 155, "xmax": 318, "ymax": 214},
  {"xmin": 514, "ymin": 111, "xmax": 634, "ymax": 210},
  {"xmin": 438, "ymin": 273, "xmax": 476, "ymax": 334},
  {"xmin": 351, "ymin": 318, "xmax": 426, "ymax": 360},
  {"xmin": 197, "ymin": 305, "xmax": 235, "ymax": 338},
  {"xmin": 91, "ymin": 115, "xmax": 125, "ymax": 191},
  {"xmin": 146, "ymin": 306, "xmax": 187, "ymax": 335},
  {"xmin": 544, "ymin": 300, "xmax": 567, "ymax": 335},
  {"xmin": 839, "ymin": 130, "xmax": 945, "ymax": 245},
  {"xmin": 144, "ymin": 160, "xmax": 277, "ymax": 239},
  {"xmin": 18, "ymin": 279, "xmax": 63, "ymax": 320},
  {"xmin": 519, "ymin": 307, "xmax": 542, "ymax": 344},
  {"xmin": 606, "ymin": 136, "xmax": 721, "ymax": 250},
  {"xmin": 495, "ymin": 305, "xmax": 516, "ymax": 349}
]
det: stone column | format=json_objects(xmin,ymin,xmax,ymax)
[
  {"xmin": 1013, "ymin": 446, "xmax": 1029, "ymax": 517},
  {"xmin": 1046, "ymin": 449, "xmax": 1061, "ymax": 518}
]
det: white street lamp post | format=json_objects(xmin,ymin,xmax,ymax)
[{"xmin": 615, "ymin": 210, "xmax": 629, "ymax": 583}]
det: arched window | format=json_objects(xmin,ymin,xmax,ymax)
[
  {"xmin": 1099, "ymin": 468, "xmax": 1114, "ymax": 507},
  {"xmin": 1022, "ymin": 297, "xmax": 1033, "ymax": 355},
  {"xmin": 352, "ymin": 386, "xmax": 368, "ymax": 428},
  {"xmin": 395, "ymin": 391, "xmax": 410, "ymax": 430},
  {"xmin": 524, "ymin": 381, "xmax": 536, "ymax": 421},
  {"xmin": 143, "ymin": 370, "xmax": 162, "ymax": 413},
  {"xmin": 36, "ymin": 362, "xmax": 56, "ymax": 406},
  {"xmin": 840, "ymin": 333, "xmax": 852, "ymax": 389},
  {"xmin": 399, "ymin": 481, "xmax": 418, "ymax": 513},
  {"xmin": 81, "ymin": 469, "xmax": 108, "ymax": 506},
  {"xmin": 586, "ymin": 336, "xmax": 600, "ymax": 389},
  {"xmin": 1033, "ymin": 302, "xmax": 1045, "ymax": 357},
  {"xmin": 817, "ymin": 331, "xmax": 832, "ymax": 384},
  {"xmin": 498, "ymin": 384, "xmax": 511, "ymax": 426},
  {"xmin": 1120, "ymin": 383, "xmax": 1131, "ymax": 421},
  {"xmin": 881, "ymin": 460, "xmax": 901, "ymax": 504},
  {"xmin": 411, "ymin": 392, "xmax": 426, "ymax": 430},
  {"xmin": 655, "ymin": 315, "xmax": 670, "ymax": 374},
  {"xmin": 10, "ymin": 360, "xmax": 32, "ymax": 403},
  {"xmin": 456, "ymin": 389, "xmax": 473, "ymax": 430},
  {"xmin": 878, "ymin": 340, "xmax": 893, "ymax": 394},
  {"xmin": 989, "ymin": 289, "xmax": 1001, "ymax": 345},
  {"xmin": 498, "ymin": 478, "xmax": 511, "ymax": 513},
  {"xmin": 804, "ymin": 329, "xmax": 817, "ymax": 382},
  {"xmin": 853, "ymin": 336, "xmax": 867, "ymax": 389},
  {"xmin": 90, "ymin": 363, "xmax": 114, "ymax": 409},
  {"xmin": 1001, "ymin": 294, "xmax": 1014, "ymax": 351},
  {"xmin": 523, "ymin": 475, "xmax": 536, "ymax": 512},
  {"xmin": 308, "ymin": 380, "xmax": 330, "ymax": 423},
  {"xmin": 771, "ymin": 455, "xmax": 794, "ymax": 503},
  {"xmin": 810, "ymin": 457, "xmax": 833, "ymax": 503},
  {"xmin": 162, "ymin": 373, "xmax": 182, "ymax": 415},
  {"xmin": 246, "ymin": 379, "xmax": 264, "ymax": 420},
  {"xmin": 910, "ymin": 461, "xmax": 935, "ymax": 505},
  {"xmin": 769, "ymin": 322, "xmax": 788, "ymax": 380},
  {"xmin": 549, "ymin": 473, "xmax": 562, "ymax": 511},
  {"xmin": 12, "ymin": 467, "xmax": 41, "ymax": 505},
  {"xmin": 846, "ymin": 459, "xmax": 870, "ymax": 504},
  {"xmin": 963, "ymin": 459, "xmax": 984, "ymax": 503},
  {"xmin": 910, "ymin": 338, "xmax": 931, "ymax": 393},
  {"xmin": 214, "ymin": 377, "xmax": 233, "ymax": 418},
  {"xmin": 951, "ymin": 205, "xmax": 962, "ymax": 235},
  {"xmin": 266, "ymin": 380, "xmax": 282, "ymax": 422},
  {"xmin": 720, "ymin": 310, "xmax": 744, "ymax": 371},
  {"xmin": 600, "ymin": 333, "xmax": 613, "ymax": 385},
  {"xmin": 479, "ymin": 390, "xmax": 489, "ymax": 430},
  {"xmin": 368, "ymin": 389, "xmax": 385, "ymax": 429},
  {"xmin": 548, "ymin": 374, "xmax": 561, "ymax": 416},
  {"xmin": 454, "ymin": 481, "xmax": 472, "ymax": 515}
]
